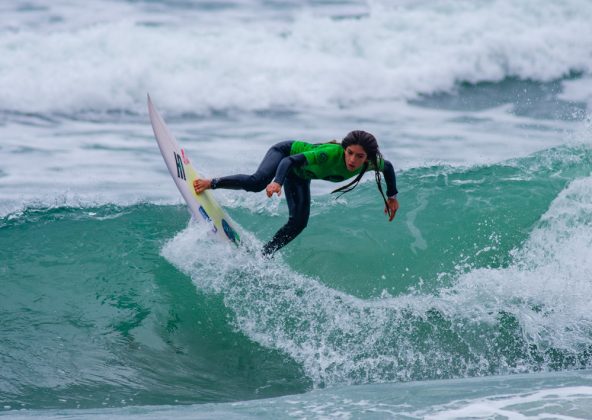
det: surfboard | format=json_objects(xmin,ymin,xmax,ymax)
[{"xmin": 147, "ymin": 94, "xmax": 240, "ymax": 246}]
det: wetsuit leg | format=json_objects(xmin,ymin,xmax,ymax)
[
  {"xmin": 262, "ymin": 174, "xmax": 311, "ymax": 255},
  {"xmin": 212, "ymin": 141, "xmax": 293, "ymax": 192}
]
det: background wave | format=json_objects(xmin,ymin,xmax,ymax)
[{"xmin": 1, "ymin": 0, "xmax": 591, "ymax": 116}]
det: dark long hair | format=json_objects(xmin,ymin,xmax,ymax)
[{"xmin": 331, "ymin": 130, "xmax": 388, "ymax": 207}]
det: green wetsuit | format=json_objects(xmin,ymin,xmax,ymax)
[
  {"xmin": 274, "ymin": 141, "xmax": 396, "ymax": 198},
  {"xmin": 288, "ymin": 141, "xmax": 384, "ymax": 182}
]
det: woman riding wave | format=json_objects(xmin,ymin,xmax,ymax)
[{"xmin": 194, "ymin": 130, "xmax": 399, "ymax": 255}]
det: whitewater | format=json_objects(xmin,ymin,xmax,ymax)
[{"xmin": 1, "ymin": 0, "xmax": 592, "ymax": 418}]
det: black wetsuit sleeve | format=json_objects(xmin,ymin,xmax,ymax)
[
  {"xmin": 273, "ymin": 154, "xmax": 307, "ymax": 185},
  {"xmin": 382, "ymin": 160, "xmax": 398, "ymax": 197}
]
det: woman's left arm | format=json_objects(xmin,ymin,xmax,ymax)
[
  {"xmin": 265, "ymin": 154, "xmax": 308, "ymax": 197},
  {"xmin": 382, "ymin": 160, "xmax": 399, "ymax": 222}
]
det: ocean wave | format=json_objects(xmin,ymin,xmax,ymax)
[
  {"xmin": 161, "ymin": 166, "xmax": 592, "ymax": 386},
  {"xmin": 2, "ymin": 151, "xmax": 591, "ymax": 405},
  {"xmin": 1, "ymin": 0, "xmax": 591, "ymax": 115}
]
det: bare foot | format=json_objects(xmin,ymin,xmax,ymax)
[{"xmin": 193, "ymin": 179, "xmax": 212, "ymax": 194}]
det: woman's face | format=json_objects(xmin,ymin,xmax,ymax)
[{"xmin": 344, "ymin": 144, "xmax": 368, "ymax": 171}]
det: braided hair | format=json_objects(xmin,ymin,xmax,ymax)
[{"xmin": 331, "ymin": 130, "xmax": 388, "ymax": 208}]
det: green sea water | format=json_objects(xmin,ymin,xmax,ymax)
[{"xmin": 2, "ymin": 144, "xmax": 591, "ymax": 411}]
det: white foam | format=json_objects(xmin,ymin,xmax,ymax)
[
  {"xmin": 1, "ymin": 0, "xmax": 591, "ymax": 114},
  {"xmin": 444, "ymin": 176, "xmax": 592, "ymax": 350},
  {"xmin": 561, "ymin": 77, "xmax": 592, "ymax": 110},
  {"xmin": 423, "ymin": 386, "xmax": 592, "ymax": 420}
]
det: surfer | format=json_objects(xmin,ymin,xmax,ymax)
[{"xmin": 194, "ymin": 130, "xmax": 399, "ymax": 255}]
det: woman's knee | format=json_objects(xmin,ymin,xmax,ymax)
[
  {"xmin": 271, "ymin": 141, "xmax": 293, "ymax": 154},
  {"xmin": 287, "ymin": 214, "xmax": 308, "ymax": 233}
]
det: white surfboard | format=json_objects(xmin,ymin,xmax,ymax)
[{"xmin": 147, "ymin": 94, "xmax": 240, "ymax": 246}]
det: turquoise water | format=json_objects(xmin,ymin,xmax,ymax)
[
  {"xmin": 2, "ymin": 0, "xmax": 592, "ymax": 418},
  {"xmin": 5, "ymin": 370, "xmax": 592, "ymax": 419},
  {"xmin": 3, "ymin": 144, "xmax": 592, "ymax": 415}
]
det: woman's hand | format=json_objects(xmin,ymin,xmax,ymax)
[
  {"xmin": 193, "ymin": 179, "xmax": 212, "ymax": 194},
  {"xmin": 385, "ymin": 197, "xmax": 399, "ymax": 221},
  {"xmin": 266, "ymin": 182, "xmax": 282, "ymax": 198}
]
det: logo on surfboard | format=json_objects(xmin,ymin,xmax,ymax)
[
  {"xmin": 181, "ymin": 149, "xmax": 190, "ymax": 165},
  {"xmin": 222, "ymin": 219, "xmax": 239, "ymax": 244},
  {"xmin": 173, "ymin": 152, "xmax": 186, "ymax": 180},
  {"xmin": 198, "ymin": 206, "xmax": 217, "ymax": 233}
]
